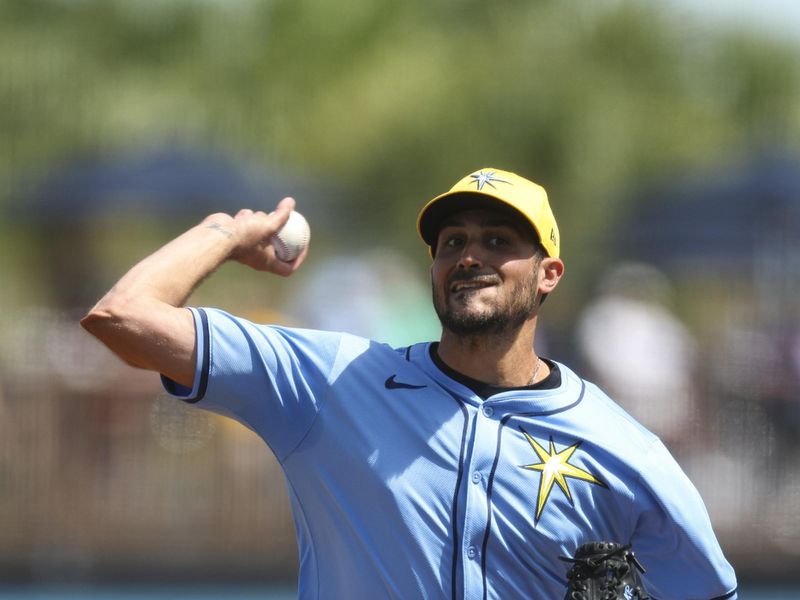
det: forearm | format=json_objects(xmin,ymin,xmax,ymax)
[
  {"xmin": 95, "ymin": 215, "xmax": 236, "ymax": 310},
  {"xmin": 80, "ymin": 214, "xmax": 236, "ymax": 383},
  {"xmin": 81, "ymin": 199, "xmax": 301, "ymax": 387}
]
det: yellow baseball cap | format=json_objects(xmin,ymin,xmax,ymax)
[{"xmin": 416, "ymin": 168, "xmax": 560, "ymax": 258}]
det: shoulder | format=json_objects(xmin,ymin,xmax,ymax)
[
  {"xmin": 200, "ymin": 307, "xmax": 413, "ymax": 367},
  {"xmin": 200, "ymin": 307, "xmax": 355, "ymax": 344}
]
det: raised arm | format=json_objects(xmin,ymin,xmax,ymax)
[{"xmin": 80, "ymin": 197, "xmax": 307, "ymax": 388}]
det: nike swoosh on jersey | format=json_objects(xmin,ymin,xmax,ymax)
[{"xmin": 384, "ymin": 375, "xmax": 427, "ymax": 390}]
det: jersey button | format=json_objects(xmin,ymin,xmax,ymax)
[
  {"xmin": 467, "ymin": 546, "xmax": 477, "ymax": 559},
  {"xmin": 471, "ymin": 472, "xmax": 482, "ymax": 484},
  {"xmin": 482, "ymin": 406, "xmax": 494, "ymax": 418}
]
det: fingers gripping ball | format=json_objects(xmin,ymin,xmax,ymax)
[{"xmin": 272, "ymin": 210, "xmax": 310, "ymax": 262}]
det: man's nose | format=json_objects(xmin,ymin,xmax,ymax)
[{"xmin": 457, "ymin": 240, "xmax": 483, "ymax": 270}]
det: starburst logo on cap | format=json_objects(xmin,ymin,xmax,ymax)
[{"xmin": 469, "ymin": 170, "xmax": 511, "ymax": 191}]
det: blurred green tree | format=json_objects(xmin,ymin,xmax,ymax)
[{"xmin": 2, "ymin": 0, "xmax": 799, "ymax": 315}]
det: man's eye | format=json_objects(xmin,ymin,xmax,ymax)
[
  {"xmin": 444, "ymin": 236, "xmax": 463, "ymax": 248},
  {"xmin": 487, "ymin": 236, "xmax": 509, "ymax": 247}
]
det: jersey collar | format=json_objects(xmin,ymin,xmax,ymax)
[{"xmin": 413, "ymin": 342, "xmax": 586, "ymax": 415}]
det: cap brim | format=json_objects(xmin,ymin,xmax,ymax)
[{"xmin": 417, "ymin": 191, "xmax": 534, "ymax": 248}]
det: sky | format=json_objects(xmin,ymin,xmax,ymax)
[{"xmin": 667, "ymin": 0, "xmax": 800, "ymax": 42}]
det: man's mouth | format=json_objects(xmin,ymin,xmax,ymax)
[{"xmin": 449, "ymin": 276, "xmax": 498, "ymax": 293}]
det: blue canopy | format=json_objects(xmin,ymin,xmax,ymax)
[
  {"xmin": 622, "ymin": 153, "xmax": 800, "ymax": 269},
  {"xmin": 13, "ymin": 147, "xmax": 330, "ymax": 224}
]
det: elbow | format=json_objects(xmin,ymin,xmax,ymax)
[
  {"xmin": 80, "ymin": 297, "xmax": 119, "ymax": 335},
  {"xmin": 80, "ymin": 294, "xmax": 135, "ymax": 339},
  {"xmin": 81, "ymin": 302, "xmax": 111, "ymax": 329},
  {"xmin": 79, "ymin": 309, "xmax": 110, "ymax": 338},
  {"xmin": 80, "ymin": 295, "xmax": 151, "ymax": 370}
]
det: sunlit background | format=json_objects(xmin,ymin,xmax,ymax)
[{"xmin": 1, "ymin": 0, "xmax": 800, "ymax": 597}]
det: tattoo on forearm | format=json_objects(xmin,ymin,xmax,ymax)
[{"xmin": 207, "ymin": 223, "xmax": 233, "ymax": 239}]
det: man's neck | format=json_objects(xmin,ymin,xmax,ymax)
[{"xmin": 436, "ymin": 322, "xmax": 544, "ymax": 387}]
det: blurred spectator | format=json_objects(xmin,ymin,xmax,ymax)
[
  {"xmin": 714, "ymin": 320, "xmax": 800, "ymax": 468},
  {"xmin": 576, "ymin": 262, "xmax": 699, "ymax": 450},
  {"xmin": 764, "ymin": 327, "xmax": 800, "ymax": 454}
]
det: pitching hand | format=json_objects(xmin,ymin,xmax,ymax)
[{"xmin": 204, "ymin": 197, "xmax": 308, "ymax": 276}]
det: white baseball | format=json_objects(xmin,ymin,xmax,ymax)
[{"xmin": 272, "ymin": 210, "xmax": 310, "ymax": 262}]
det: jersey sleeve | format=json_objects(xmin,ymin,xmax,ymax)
[
  {"xmin": 631, "ymin": 439, "xmax": 738, "ymax": 599},
  {"xmin": 161, "ymin": 307, "xmax": 351, "ymax": 461}
]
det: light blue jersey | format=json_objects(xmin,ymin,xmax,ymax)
[{"xmin": 164, "ymin": 307, "xmax": 737, "ymax": 600}]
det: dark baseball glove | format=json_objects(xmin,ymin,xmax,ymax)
[{"xmin": 560, "ymin": 541, "xmax": 651, "ymax": 600}]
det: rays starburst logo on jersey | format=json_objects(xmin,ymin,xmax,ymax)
[
  {"xmin": 469, "ymin": 170, "xmax": 511, "ymax": 191},
  {"xmin": 518, "ymin": 428, "xmax": 607, "ymax": 522}
]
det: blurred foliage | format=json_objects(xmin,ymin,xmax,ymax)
[{"xmin": 2, "ymin": 0, "xmax": 800, "ymax": 318}]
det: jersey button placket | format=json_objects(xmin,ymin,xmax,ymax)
[{"xmin": 461, "ymin": 403, "xmax": 498, "ymax": 600}]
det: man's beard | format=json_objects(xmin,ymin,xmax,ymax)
[{"xmin": 432, "ymin": 270, "xmax": 539, "ymax": 337}]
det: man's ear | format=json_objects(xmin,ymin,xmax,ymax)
[{"xmin": 539, "ymin": 257, "xmax": 564, "ymax": 297}]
